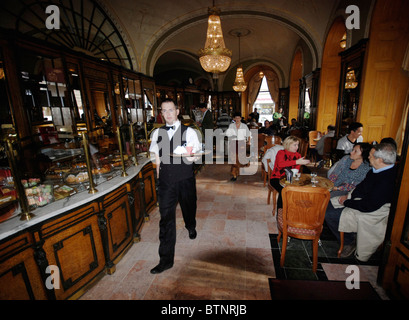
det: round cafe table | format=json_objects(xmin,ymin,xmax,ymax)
[{"xmin": 279, "ymin": 173, "xmax": 334, "ymax": 191}]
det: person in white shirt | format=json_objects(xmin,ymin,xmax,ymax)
[
  {"xmin": 149, "ymin": 99, "xmax": 201, "ymax": 274},
  {"xmin": 225, "ymin": 112, "xmax": 251, "ymax": 181},
  {"xmin": 336, "ymin": 122, "xmax": 363, "ymax": 159}
]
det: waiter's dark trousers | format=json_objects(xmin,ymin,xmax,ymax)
[{"xmin": 157, "ymin": 176, "xmax": 197, "ymax": 265}]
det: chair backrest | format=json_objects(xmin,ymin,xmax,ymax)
[
  {"xmin": 323, "ymin": 137, "xmax": 336, "ymax": 155},
  {"xmin": 298, "ymin": 139, "xmax": 308, "ymax": 158},
  {"xmin": 265, "ymin": 135, "xmax": 281, "ymax": 150},
  {"xmin": 263, "ymin": 145, "xmax": 285, "ymax": 172},
  {"xmin": 290, "ymin": 129, "xmax": 303, "ymax": 138},
  {"xmin": 258, "ymin": 133, "xmax": 266, "ymax": 150},
  {"xmin": 282, "ymin": 186, "xmax": 330, "ymax": 233},
  {"xmin": 308, "ymin": 130, "xmax": 321, "ymax": 148},
  {"xmin": 271, "ymin": 135, "xmax": 282, "ymax": 145},
  {"xmin": 264, "ymin": 136, "xmax": 273, "ymax": 150}
]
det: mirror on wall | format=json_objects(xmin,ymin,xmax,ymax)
[{"xmin": 336, "ymin": 39, "xmax": 367, "ymax": 137}]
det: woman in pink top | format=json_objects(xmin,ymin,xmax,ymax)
[{"xmin": 269, "ymin": 135, "xmax": 310, "ymax": 209}]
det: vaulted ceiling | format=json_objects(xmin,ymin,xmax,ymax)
[
  {"xmin": 101, "ymin": 0, "xmax": 341, "ymax": 90},
  {"xmin": 1, "ymin": 0, "xmax": 370, "ymax": 91}
]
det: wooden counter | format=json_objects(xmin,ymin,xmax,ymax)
[{"xmin": 0, "ymin": 157, "xmax": 157, "ymax": 300}]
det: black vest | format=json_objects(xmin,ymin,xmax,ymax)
[{"xmin": 158, "ymin": 124, "xmax": 194, "ymax": 182}]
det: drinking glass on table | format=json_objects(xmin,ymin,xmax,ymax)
[{"xmin": 310, "ymin": 172, "xmax": 317, "ymax": 184}]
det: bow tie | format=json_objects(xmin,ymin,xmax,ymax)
[{"xmin": 164, "ymin": 125, "xmax": 175, "ymax": 131}]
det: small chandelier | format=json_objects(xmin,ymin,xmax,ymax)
[
  {"xmin": 345, "ymin": 68, "xmax": 358, "ymax": 89},
  {"xmin": 198, "ymin": 4, "xmax": 232, "ymax": 74},
  {"xmin": 232, "ymin": 32, "xmax": 247, "ymax": 92}
]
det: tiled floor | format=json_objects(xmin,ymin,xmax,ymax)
[{"xmin": 80, "ymin": 162, "xmax": 388, "ymax": 300}]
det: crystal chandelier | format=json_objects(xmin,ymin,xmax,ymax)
[
  {"xmin": 233, "ymin": 32, "xmax": 247, "ymax": 92},
  {"xmin": 198, "ymin": 5, "xmax": 232, "ymax": 74}
]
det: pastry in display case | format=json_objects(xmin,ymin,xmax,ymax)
[
  {"xmin": 45, "ymin": 163, "xmax": 71, "ymax": 182},
  {"xmin": 0, "ymin": 125, "xmax": 139, "ymax": 223},
  {"xmin": 53, "ymin": 185, "xmax": 76, "ymax": 200},
  {"xmin": 0, "ymin": 168, "xmax": 18, "ymax": 222},
  {"xmin": 24, "ymin": 182, "xmax": 54, "ymax": 209},
  {"xmin": 108, "ymin": 152, "xmax": 130, "ymax": 169}
]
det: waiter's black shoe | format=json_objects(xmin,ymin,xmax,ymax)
[
  {"xmin": 150, "ymin": 263, "xmax": 173, "ymax": 274},
  {"xmin": 188, "ymin": 228, "xmax": 197, "ymax": 239}
]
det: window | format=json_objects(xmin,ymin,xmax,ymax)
[{"xmin": 253, "ymin": 76, "xmax": 275, "ymax": 122}]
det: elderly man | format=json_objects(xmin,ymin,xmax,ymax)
[{"xmin": 324, "ymin": 142, "xmax": 397, "ymax": 261}]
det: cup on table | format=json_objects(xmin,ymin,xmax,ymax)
[{"xmin": 291, "ymin": 168, "xmax": 299, "ymax": 180}]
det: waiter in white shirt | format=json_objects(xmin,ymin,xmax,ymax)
[
  {"xmin": 225, "ymin": 112, "xmax": 251, "ymax": 181},
  {"xmin": 149, "ymin": 99, "xmax": 201, "ymax": 274}
]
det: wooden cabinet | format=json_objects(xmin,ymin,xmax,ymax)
[
  {"xmin": 142, "ymin": 162, "xmax": 157, "ymax": 215},
  {"xmin": 39, "ymin": 202, "xmax": 105, "ymax": 300},
  {"xmin": 126, "ymin": 176, "xmax": 144, "ymax": 241},
  {"xmin": 101, "ymin": 185, "xmax": 133, "ymax": 274},
  {"xmin": 0, "ymin": 233, "xmax": 48, "ymax": 300},
  {"xmin": 0, "ymin": 162, "xmax": 156, "ymax": 299}
]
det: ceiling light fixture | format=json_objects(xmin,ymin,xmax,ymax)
[
  {"xmin": 198, "ymin": 2, "xmax": 232, "ymax": 74},
  {"xmin": 232, "ymin": 32, "xmax": 247, "ymax": 93}
]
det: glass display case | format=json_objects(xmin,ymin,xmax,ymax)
[{"xmin": 0, "ymin": 123, "xmax": 150, "ymax": 223}]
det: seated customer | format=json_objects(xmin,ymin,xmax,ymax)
[
  {"xmin": 335, "ymin": 122, "xmax": 363, "ymax": 159},
  {"xmin": 328, "ymin": 143, "xmax": 371, "ymax": 198},
  {"xmin": 325, "ymin": 143, "xmax": 397, "ymax": 261},
  {"xmin": 269, "ymin": 136, "xmax": 310, "ymax": 210},
  {"xmin": 315, "ymin": 124, "xmax": 336, "ymax": 160},
  {"xmin": 259, "ymin": 120, "xmax": 276, "ymax": 136}
]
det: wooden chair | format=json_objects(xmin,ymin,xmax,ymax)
[
  {"xmin": 264, "ymin": 135, "xmax": 281, "ymax": 151},
  {"xmin": 262, "ymin": 161, "xmax": 268, "ymax": 187},
  {"xmin": 271, "ymin": 135, "xmax": 282, "ymax": 145},
  {"xmin": 308, "ymin": 131, "xmax": 320, "ymax": 163},
  {"xmin": 298, "ymin": 138, "xmax": 308, "ymax": 158},
  {"xmin": 308, "ymin": 130, "xmax": 320, "ymax": 149},
  {"xmin": 277, "ymin": 186, "xmax": 330, "ymax": 272},
  {"xmin": 258, "ymin": 133, "xmax": 267, "ymax": 159},
  {"xmin": 337, "ymin": 232, "xmax": 345, "ymax": 258},
  {"xmin": 264, "ymin": 136, "xmax": 273, "ymax": 150},
  {"xmin": 267, "ymin": 159, "xmax": 278, "ymax": 216},
  {"xmin": 322, "ymin": 137, "xmax": 337, "ymax": 168},
  {"xmin": 290, "ymin": 129, "xmax": 303, "ymax": 138}
]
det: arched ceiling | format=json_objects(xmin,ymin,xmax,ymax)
[
  {"xmin": 100, "ymin": 0, "xmax": 342, "ymax": 89},
  {"xmin": 0, "ymin": 0, "xmax": 344, "ymax": 90}
]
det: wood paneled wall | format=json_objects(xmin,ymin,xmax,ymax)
[
  {"xmin": 357, "ymin": 0, "xmax": 409, "ymax": 143},
  {"xmin": 316, "ymin": 17, "xmax": 346, "ymax": 133}
]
